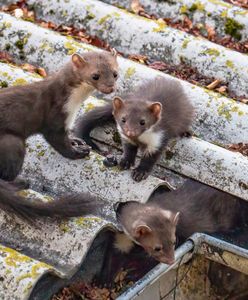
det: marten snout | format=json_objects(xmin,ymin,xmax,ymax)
[
  {"xmin": 124, "ymin": 129, "xmax": 137, "ymax": 138},
  {"xmin": 98, "ymin": 85, "xmax": 115, "ymax": 94},
  {"xmin": 159, "ymin": 255, "xmax": 175, "ymax": 265}
]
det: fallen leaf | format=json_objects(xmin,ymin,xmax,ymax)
[
  {"xmin": 216, "ymin": 85, "xmax": 227, "ymax": 93},
  {"xmin": 205, "ymin": 24, "xmax": 216, "ymax": 40},
  {"xmin": 21, "ymin": 63, "xmax": 36, "ymax": 73},
  {"xmin": 131, "ymin": 0, "xmax": 145, "ymax": 15},
  {"xmin": 128, "ymin": 54, "xmax": 148, "ymax": 64},
  {"xmin": 13, "ymin": 8, "xmax": 23, "ymax": 18},
  {"xmin": 240, "ymin": 98, "xmax": 248, "ymax": 104},
  {"xmin": 148, "ymin": 61, "xmax": 168, "ymax": 71},
  {"xmin": 0, "ymin": 51, "xmax": 13, "ymax": 62},
  {"xmin": 37, "ymin": 67, "xmax": 47, "ymax": 77},
  {"xmin": 227, "ymin": 143, "xmax": 248, "ymax": 157},
  {"xmin": 206, "ymin": 79, "xmax": 221, "ymax": 90}
]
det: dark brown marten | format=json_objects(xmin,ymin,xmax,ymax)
[
  {"xmin": 0, "ymin": 50, "xmax": 118, "ymax": 218},
  {"xmin": 114, "ymin": 179, "xmax": 248, "ymax": 264},
  {"xmin": 75, "ymin": 77, "xmax": 194, "ymax": 181}
]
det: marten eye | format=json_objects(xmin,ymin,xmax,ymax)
[
  {"xmin": 154, "ymin": 246, "xmax": 162, "ymax": 252},
  {"xmin": 113, "ymin": 71, "xmax": 118, "ymax": 78},
  {"xmin": 121, "ymin": 117, "xmax": 126, "ymax": 123},
  {"xmin": 92, "ymin": 74, "xmax": 100, "ymax": 80},
  {"xmin": 140, "ymin": 120, "xmax": 145, "ymax": 126}
]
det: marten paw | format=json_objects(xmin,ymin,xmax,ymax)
[
  {"xmin": 119, "ymin": 158, "xmax": 133, "ymax": 170},
  {"xmin": 132, "ymin": 167, "xmax": 150, "ymax": 182},
  {"xmin": 70, "ymin": 138, "xmax": 91, "ymax": 158}
]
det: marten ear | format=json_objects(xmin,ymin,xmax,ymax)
[
  {"xmin": 172, "ymin": 212, "xmax": 180, "ymax": 225},
  {"xmin": 134, "ymin": 224, "xmax": 152, "ymax": 238},
  {"xmin": 71, "ymin": 53, "xmax": 87, "ymax": 69},
  {"xmin": 149, "ymin": 102, "xmax": 162, "ymax": 119},
  {"xmin": 110, "ymin": 48, "xmax": 118, "ymax": 58},
  {"xmin": 113, "ymin": 97, "xmax": 124, "ymax": 112}
]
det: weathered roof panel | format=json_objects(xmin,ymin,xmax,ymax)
[{"xmin": 0, "ymin": 13, "xmax": 247, "ymax": 145}]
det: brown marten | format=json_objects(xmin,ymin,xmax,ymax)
[
  {"xmin": 113, "ymin": 179, "xmax": 248, "ymax": 264},
  {"xmin": 75, "ymin": 77, "xmax": 194, "ymax": 181},
  {"xmin": 0, "ymin": 50, "xmax": 118, "ymax": 218}
]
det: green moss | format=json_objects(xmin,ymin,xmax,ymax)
[
  {"xmin": 202, "ymin": 48, "xmax": 220, "ymax": 56},
  {"xmin": 180, "ymin": 5, "xmax": 188, "ymax": 14},
  {"xmin": 0, "ymin": 80, "xmax": 8, "ymax": 88},
  {"xmin": 217, "ymin": 102, "xmax": 232, "ymax": 121},
  {"xmin": 15, "ymin": 40, "xmax": 25, "ymax": 50},
  {"xmin": 15, "ymin": 36, "xmax": 29, "ymax": 51},
  {"xmin": 64, "ymin": 41, "xmax": 77, "ymax": 55},
  {"xmin": 37, "ymin": 150, "xmax": 46, "ymax": 157},
  {"xmin": 12, "ymin": 78, "xmax": 28, "ymax": 86},
  {"xmin": 98, "ymin": 14, "xmax": 111, "ymax": 25},
  {"xmin": 165, "ymin": 150, "xmax": 174, "ymax": 160},
  {"xmin": 60, "ymin": 221, "xmax": 70, "ymax": 233},
  {"xmin": 189, "ymin": 2, "xmax": 205, "ymax": 12},
  {"xmin": 113, "ymin": 131, "xmax": 121, "ymax": 144},
  {"xmin": 208, "ymin": 0, "xmax": 231, "ymax": 8},
  {"xmin": 182, "ymin": 38, "xmax": 190, "ymax": 49},
  {"xmin": 75, "ymin": 217, "xmax": 101, "ymax": 227},
  {"xmin": 125, "ymin": 67, "xmax": 136, "ymax": 79},
  {"xmin": 5, "ymin": 43, "xmax": 11, "ymax": 51},
  {"xmin": 220, "ymin": 10, "xmax": 228, "ymax": 18},
  {"xmin": 3, "ymin": 21, "xmax": 11, "ymax": 28},
  {"xmin": 153, "ymin": 19, "xmax": 166, "ymax": 32},
  {"xmin": 226, "ymin": 60, "xmax": 235, "ymax": 69},
  {"xmin": 224, "ymin": 18, "xmax": 244, "ymax": 40}
]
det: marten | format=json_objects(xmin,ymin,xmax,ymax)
[
  {"xmin": 113, "ymin": 179, "xmax": 248, "ymax": 264},
  {"xmin": 75, "ymin": 77, "xmax": 194, "ymax": 181},
  {"xmin": 0, "ymin": 50, "xmax": 118, "ymax": 218}
]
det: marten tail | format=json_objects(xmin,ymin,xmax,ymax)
[
  {"xmin": 0, "ymin": 179, "xmax": 104, "ymax": 221},
  {"xmin": 74, "ymin": 102, "xmax": 114, "ymax": 151}
]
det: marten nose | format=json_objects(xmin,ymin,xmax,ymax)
[{"xmin": 125, "ymin": 130, "xmax": 136, "ymax": 137}]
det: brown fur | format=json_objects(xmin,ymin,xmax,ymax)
[
  {"xmin": 0, "ymin": 51, "xmax": 118, "ymax": 219},
  {"xmin": 76, "ymin": 77, "xmax": 194, "ymax": 181},
  {"xmin": 114, "ymin": 179, "xmax": 247, "ymax": 263}
]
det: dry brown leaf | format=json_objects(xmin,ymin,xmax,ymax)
[
  {"xmin": 205, "ymin": 24, "xmax": 216, "ymax": 40},
  {"xmin": 206, "ymin": 79, "xmax": 221, "ymax": 90},
  {"xmin": 227, "ymin": 143, "xmax": 248, "ymax": 157},
  {"xmin": 13, "ymin": 8, "xmax": 23, "ymax": 18},
  {"xmin": 131, "ymin": 0, "xmax": 145, "ymax": 15},
  {"xmin": 128, "ymin": 54, "xmax": 148, "ymax": 64},
  {"xmin": 183, "ymin": 16, "xmax": 193, "ymax": 30},
  {"xmin": 148, "ymin": 61, "xmax": 168, "ymax": 71},
  {"xmin": 240, "ymin": 98, "xmax": 248, "ymax": 104},
  {"xmin": 21, "ymin": 63, "xmax": 36, "ymax": 73},
  {"xmin": 216, "ymin": 85, "xmax": 227, "ymax": 93},
  {"xmin": 37, "ymin": 67, "xmax": 47, "ymax": 77},
  {"xmin": 0, "ymin": 51, "xmax": 13, "ymax": 63}
]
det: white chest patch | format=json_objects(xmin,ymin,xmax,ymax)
[
  {"xmin": 138, "ymin": 128, "xmax": 164, "ymax": 155},
  {"xmin": 64, "ymin": 83, "xmax": 94, "ymax": 130}
]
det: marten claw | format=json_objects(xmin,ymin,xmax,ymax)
[
  {"xmin": 119, "ymin": 158, "xmax": 133, "ymax": 170},
  {"xmin": 132, "ymin": 168, "xmax": 149, "ymax": 182}
]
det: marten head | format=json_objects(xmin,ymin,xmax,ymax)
[
  {"xmin": 114, "ymin": 201, "xmax": 179, "ymax": 264},
  {"xmin": 112, "ymin": 96, "xmax": 162, "ymax": 139},
  {"xmin": 71, "ymin": 50, "xmax": 119, "ymax": 94}
]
